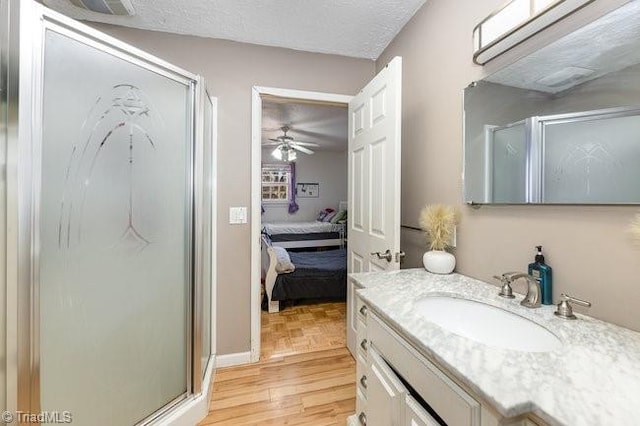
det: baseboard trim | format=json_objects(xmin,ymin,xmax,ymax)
[
  {"xmin": 155, "ymin": 355, "xmax": 215, "ymax": 425},
  {"xmin": 216, "ymin": 351, "xmax": 252, "ymax": 368}
]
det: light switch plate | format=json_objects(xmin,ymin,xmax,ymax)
[{"xmin": 229, "ymin": 207, "xmax": 247, "ymax": 224}]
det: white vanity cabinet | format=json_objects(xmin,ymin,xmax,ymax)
[
  {"xmin": 406, "ymin": 396, "xmax": 440, "ymax": 426},
  {"xmin": 366, "ymin": 348, "xmax": 409, "ymax": 425},
  {"xmin": 353, "ymin": 295, "xmax": 543, "ymax": 426},
  {"xmin": 347, "ymin": 278, "xmax": 364, "ymax": 357},
  {"xmin": 365, "ymin": 346, "xmax": 441, "ymax": 426}
]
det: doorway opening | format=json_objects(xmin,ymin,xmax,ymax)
[{"xmin": 250, "ymin": 87, "xmax": 352, "ymax": 362}]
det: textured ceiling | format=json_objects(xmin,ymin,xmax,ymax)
[
  {"xmin": 487, "ymin": 1, "xmax": 640, "ymax": 93},
  {"xmin": 262, "ymin": 100, "xmax": 347, "ymax": 152},
  {"xmin": 43, "ymin": 0, "xmax": 426, "ymax": 59}
]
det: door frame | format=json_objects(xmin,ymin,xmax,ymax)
[{"xmin": 250, "ymin": 86, "xmax": 352, "ymax": 362}]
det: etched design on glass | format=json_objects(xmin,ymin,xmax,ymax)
[
  {"xmin": 551, "ymin": 140, "xmax": 620, "ymax": 196},
  {"xmin": 58, "ymin": 84, "xmax": 160, "ymax": 251},
  {"xmin": 504, "ymin": 143, "xmax": 519, "ymax": 156}
]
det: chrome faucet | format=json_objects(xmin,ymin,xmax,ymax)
[
  {"xmin": 493, "ymin": 272, "xmax": 518, "ymax": 299},
  {"xmin": 554, "ymin": 293, "xmax": 591, "ymax": 319},
  {"xmin": 498, "ymin": 272, "xmax": 541, "ymax": 308}
]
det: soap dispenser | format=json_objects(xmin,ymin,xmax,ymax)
[{"xmin": 528, "ymin": 246, "xmax": 553, "ymax": 305}]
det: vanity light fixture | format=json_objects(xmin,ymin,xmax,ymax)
[
  {"xmin": 473, "ymin": 0, "xmax": 595, "ymax": 65},
  {"xmin": 68, "ymin": 0, "xmax": 136, "ymax": 15}
]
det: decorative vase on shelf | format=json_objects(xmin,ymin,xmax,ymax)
[{"xmin": 422, "ymin": 250, "xmax": 456, "ymax": 274}]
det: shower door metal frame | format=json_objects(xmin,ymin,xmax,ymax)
[{"xmin": 8, "ymin": 0, "xmax": 207, "ymax": 422}]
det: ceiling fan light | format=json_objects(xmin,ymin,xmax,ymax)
[
  {"xmin": 272, "ymin": 147, "xmax": 283, "ymax": 160},
  {"xmin": 289, "ymin": 150, "xmax": 297, "ymax": 162}
]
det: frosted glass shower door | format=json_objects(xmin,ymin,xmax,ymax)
[
  {"xmin": 39, "ymin": 29, "xmax": 194, "ymax": 425},
  {"xmin": 542, "ymin": 114, "xmax": 640, "ymax": 203},
  {"xmin": 489, "ymin": 122, "xmax": 527, "ymax": 203}
]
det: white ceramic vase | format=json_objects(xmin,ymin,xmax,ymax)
[{"xmin": 422, "ymin": 250, "xmax": 456, "ymax": 274}]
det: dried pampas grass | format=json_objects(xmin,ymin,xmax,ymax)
[
  {"xmin": 419, "ymin": 204, "xmax": 459, "ymax": 251},
  {"xmin": 630, "ymin": 213, "xmax": 640, "ymax": 245}
]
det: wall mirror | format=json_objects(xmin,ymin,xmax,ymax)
[{"xmin": 464, "ymin": 1, "xmax": 640, "ymax": 204}]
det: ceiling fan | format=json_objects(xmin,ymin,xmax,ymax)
[{"xmin": 263, "ymin": 126, "xmax": 319, "ymax": 162}]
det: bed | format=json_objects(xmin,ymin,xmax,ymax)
[
  {"xmin": 262, "ymin": 202, "xmax": 347, "ymax": 249},
  {"xmin": 261, "ymin": 236, "xmax": 347, "ymax": 313},
  {"xmin": 262, "ymin": 221, "xmax": 345, "ymax": 248}
]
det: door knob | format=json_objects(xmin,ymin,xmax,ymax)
[
  {"xmin": 395, "ymin": 251, "xmax": 406, "ymax": 262},
  {"xmin": 371, "ymin": 249, "xmax": 392, "ymax": 262}
]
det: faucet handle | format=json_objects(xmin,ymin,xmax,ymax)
[
  {"xmin": 501, "ymin": 271, "xmax": 526, "ymax": 280},
  {"xmin": 554, "ymin": 293, "xmax": 591, "ymax": 320},
  {"xmin": 493, "ymin": 274, "xmax": 515, "ymax": 299}
]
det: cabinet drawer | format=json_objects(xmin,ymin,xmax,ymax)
[
  {"xmin": 356, "ymin": 388, "xmax": 367, "ymax": 425},
  {"xmin": 406, "ymin": 394, "xmax": 440, "ymax": 426},
  {"xmin": 356, "ymin": 353, "xmax": 368, "ymax": 395},
  {"xmin": 357, "ymin": 323, "xmax": 368, "ymax": 360},
  {"xmin": 368, "ymin": 313, "xmax": 481, "ymax": 426},
  {"xmin": 357, "ymin": 317, "xmax": 366, "ymax": 336},
  {"xmin": 356, "ymin": 296, "xmax": 369, "ymax": 323}
]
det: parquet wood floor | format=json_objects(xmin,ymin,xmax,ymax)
[
  {"xmin": 260, "ymin": 301, "xmax": 347, "ymax": 360},
  {"xmin": 200, "ymin": 302, "xmax": 355, "ymax": 425}
]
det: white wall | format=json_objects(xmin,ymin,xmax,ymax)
[{"xmin": 261, "ymin": 149, "xmax": 347, "ymax": 222}]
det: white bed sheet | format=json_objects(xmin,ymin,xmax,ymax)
[{"xmin": 262, "ymin": 221, "xmax": 343, "ymax": 235}]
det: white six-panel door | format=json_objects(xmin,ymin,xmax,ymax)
[
  {"xmin": 348, "ymin": 56, "xmax": 402, "ymax": 275},
  {"xmin": 346, "ymin": 57, "xmax": 402, "ymax": 355}
]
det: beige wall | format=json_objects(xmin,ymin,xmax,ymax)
[
  {"xmin": 94, "ymin": 24, "xmax": 374, "ymax": 354},
  {"xmin": 261, "ymin": 149, "xmax": 348, "ymax": 223},
  {"xmin": 377, "ymin": 0, "xmax": 640, "ymax": 331}
]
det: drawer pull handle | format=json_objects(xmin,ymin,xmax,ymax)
[
  {"xmin": 360, "ymin": 375, "xmax": 368, "ymax": 389},
  {"xmin": 360, "ymin": 339, "xmax": 368, "ymax": 351},
  {"xmin": 359, "ymin": 305, "xmax": 368, "ymax": 316},
  {"xmin": 358, "ymin": 412, "xmax": 367, "ymax": 426}
]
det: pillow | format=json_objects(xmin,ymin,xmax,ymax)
[
  {"xmin": 317, "ymin": 208, "xmax": 335, "ymax": 222},
  {"xmin": 330, "ymin": 209, "xmax": 347, "ymax": 224},
  {"xmin": 323, "ymin": 211, "xmax": 337, "ymax": 222},
  {"xmin": 272, "ymin": 246, "xmax": 295, "ymax": 274}
]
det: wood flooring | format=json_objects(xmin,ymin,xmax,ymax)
[
  {"xmin": 260, "ymin": 301, "xmax": 347, "ymax": 360},
  {"xmin": 200, "ymin": 301, "xmax": 355, "ymax": 425}
]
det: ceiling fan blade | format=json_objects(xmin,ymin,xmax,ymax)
[
  {"xmin": 268, "ymin": 138, "xmax": 282, "ymax": 142},
  {"xmin": 262, "ymin": 142, "xmax": 282, "ymax": 146},
  {"xmin": 291, "ymin": 141, "xmax": 320, "ymax": 147},
  {"xmin": 292, "ymin": 128, "xmax": 346, "ymax": 145},
  {"xmin": 291, "ymin": 145, "xmax": 314, "ymax": 155}
]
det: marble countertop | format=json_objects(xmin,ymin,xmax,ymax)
[{"xmin": 351, "ymin": 269, "xmax": 640, "ymax": 426}]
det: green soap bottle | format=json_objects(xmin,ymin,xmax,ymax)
[{"xmin": 528, "ymin": 246, "xmax": 553, "ymax": 305}]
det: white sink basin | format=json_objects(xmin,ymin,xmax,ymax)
[{"xmin": 414, "ymin": 296, "xmax": 562, "ymax": 352}]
